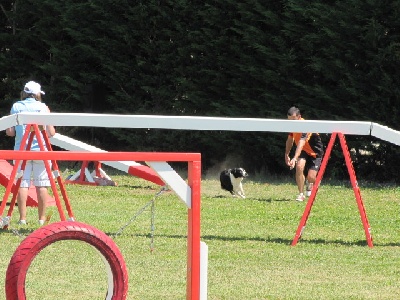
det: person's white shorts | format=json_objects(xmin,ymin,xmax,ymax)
[{"xmin": 17, "ymin": 160, "xmax": 52, "ymax": 188}]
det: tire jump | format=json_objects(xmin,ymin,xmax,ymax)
[{"xmin": 5, "ymin": 221, "xmax": 128, "ymax": 300}]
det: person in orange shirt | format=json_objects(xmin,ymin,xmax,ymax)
[{"xmin": 285, "ymin": 107, "xmax": 324, "ymax": 201}]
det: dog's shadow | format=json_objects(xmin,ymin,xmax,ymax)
[
  {"xmin": 211, "ymin": 195, "xmax": 291, "ymax": 202},
  {"xmin": 213, "ymin": 195, "xmax": 229, "ymax": 199},
  {"xmin": 253, "ymin": 197, "xmax": 291, "ymax": 203}
]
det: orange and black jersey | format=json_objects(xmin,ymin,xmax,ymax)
[{"xmin": 289, "ymin": 131, "xmax": 324, "ymax": 158}]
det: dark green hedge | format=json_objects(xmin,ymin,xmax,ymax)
[{"xmin": 1, "ymin": 1, "xmax": 400, "ymax": 181}]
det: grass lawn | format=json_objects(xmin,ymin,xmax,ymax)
[{"xmin": 0, "ymin": 168, "xmax": 399, "ymax": 299}]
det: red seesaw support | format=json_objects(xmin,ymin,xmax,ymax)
[
  {"xmin": 65, "ymin": 160, "xmax": 116, "ymax": 186},
  {"xmin": 0, "ymin": 124, "xmax": 75, "ymax": 228},
  {"xmin": 291, "ymin": 132, "xmax": 373, "ymax": 247}
]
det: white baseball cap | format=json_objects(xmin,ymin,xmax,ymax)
[{"xmin": 24, "ymin": 81, "xmax": 45, "ymax": 95}]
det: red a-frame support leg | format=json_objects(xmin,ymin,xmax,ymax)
[
  {"xmin": 291, "ymin": 132, "xmax": 373, "ymax": 247},
  {"xmin": 0, "ymin": 124, "xmax": 75, "ymax": 228}
]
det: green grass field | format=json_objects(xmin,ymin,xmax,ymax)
[{"xmin": 1, "ymin": 170, "xmax": 399, "ymax": 299}]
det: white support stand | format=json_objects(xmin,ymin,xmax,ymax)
[
  {"xmin": 67, "ymin": 167, "xmax": 95, "ymax": 184},
  {"xmin": 200, "ymin": 241, "xmax": 208, "ymax": 300}
]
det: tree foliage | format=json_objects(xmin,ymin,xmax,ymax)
[{"xmin": 1, "ymin": 0, "xmax": 400, "ymax": 181}]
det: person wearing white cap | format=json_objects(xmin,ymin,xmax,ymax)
[{"xmin": 6, "ymin": 81, "xmax": 56, "ymax": 226}]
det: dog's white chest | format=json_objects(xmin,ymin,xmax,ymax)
[{"xmin": 230, "ymin": 173, "xmax": 243, "ymax": 191}]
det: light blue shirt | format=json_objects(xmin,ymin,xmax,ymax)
[{"xmin": 10, "ymin": 98, "xmax": 49, "ymax": 151}]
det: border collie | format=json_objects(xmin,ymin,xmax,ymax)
[{"xmin": 220, "ymin": 168, "xmax": 248, "ymax": 198}]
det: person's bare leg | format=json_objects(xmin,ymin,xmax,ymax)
[
  {"xmin": 295, "ymin": 159, "xmax": 306, "ymax": 194},
  {"xmin": 17, "ymin": 188, "xmax": 29, "ymax": 222},
  {"xmin": 36, "ymin": 186, "xmax": 49, "ymax": 222},
  {"xmin": 307, "ymin": 169, "xmax": 317, "ymax": 184},
  {"xmin": 306, "ymin": 169, "xmax": 318, "ymax": 196}
]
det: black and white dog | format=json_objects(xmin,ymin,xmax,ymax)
[{"xmin": 220, "ymin": 168, "xmax": 248, "ymax": 199}]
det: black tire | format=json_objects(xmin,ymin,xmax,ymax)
[{"xmin": 5, "ymin": 221, "xmax": 128, "ymax": 300}]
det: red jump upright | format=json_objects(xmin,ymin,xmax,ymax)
[{"xmin": 0, "ymin": 144, "xmax": 203, "ymax": 299}]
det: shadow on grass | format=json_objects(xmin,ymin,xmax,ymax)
[
  {"xmin": 0, "ymin": 227, "xmax": 35, "ymax": 239},
  {"xmin": 3, "ymin": 227, "xmax": 397, "ymax": 248},
  {"xmin": 116, "ymin": 184, "xmax": 159, "ymax": 190},
  {"xmin": 111, "ymin": 232, "xmax": 400, "ymax": 247},
  {"xmin": 298, "ymin": 238, "xmax": 400, "ymax": 247},
  {"xmin": 201, "ymin": 235, "xmax": 290, "ymax": 243},
  {"xmin": 252, "ymin": 197, "xmax": 291, "ymax": 202},
  {"xmin": 211, "ymin": 196, "xmax": 291, "ymax": 202}
]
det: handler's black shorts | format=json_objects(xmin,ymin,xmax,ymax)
[{"xmin": 299, "ymin": 151, "xmax": 323, "ymax": 174}]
